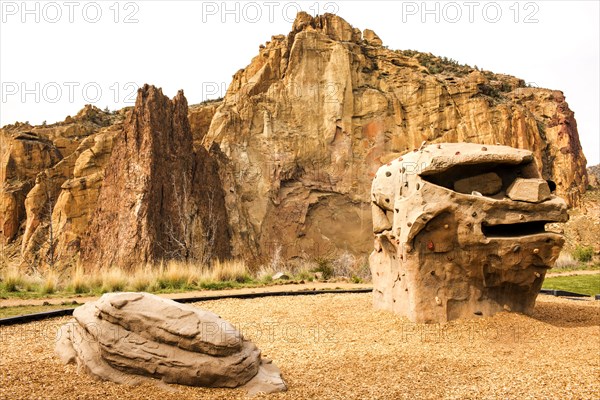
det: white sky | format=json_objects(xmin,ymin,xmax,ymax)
[{"xmin": 1, "ymin": 0, "xmax": 598, "ymax": 165}]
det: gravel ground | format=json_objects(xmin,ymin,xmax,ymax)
[{"xmin": 1, "ymin": 293, "xmax": 598, "ymax": 400}]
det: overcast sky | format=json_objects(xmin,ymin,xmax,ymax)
[{"xmin": 1, "ymin": 0, "xmax": 598, "ymax": 165}]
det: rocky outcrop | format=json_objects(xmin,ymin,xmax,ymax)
[
  {"xmin": 80, "ymin": 85, "xmax": 230, "ymax": 270},
  {"xmin": 0, "ymin": 130, "xmax": 62, "ymax": 244},
  {"xmin": 369, "ymin": 143, "xmax": 568, "ymax": 323},
  {"xmin": 588, "ymin": 165, "xmax": 600, "ymax": 187},
  {"xmin": 189, "ymin": 101, "xmax": 221, "ymax": 146},
  {"xmin": 0, "ymin": 13, "xmax": 590, "ymax": 270},
  {"xmin": 1, "ymin": 106, "xmax": 119, "ymax": 271},
  {"xmin": 201, "ymin": 12, "xmax": 587, "ymax": 265},
  {"xmin": 55, "ymin": 292, "xmax": 286, "ymax": 394}
]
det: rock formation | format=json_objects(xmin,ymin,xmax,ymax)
[
  {"xmin": 80, "ymin": 85, "xmax": 230, "ymax": 270},
  {"xmin": 0, "ymin": 12, "xmax": 590, "ymax": 269},
  {"xmin": 202, "ymin": 12, "xmax": 587, "ymax": 265},
  {"xmin": 1, "ymin": 106, "xmax": 121, "ymax": 271},
  {"xmin": 55, "ymin": 292, "xmax": 286, "ymax": 395},
  {"xmin": 369, "ymin": 143, "xmax": 569, "ymax": 323}
]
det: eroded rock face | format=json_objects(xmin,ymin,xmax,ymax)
[
  {"xmin": 80, "ymin": 85, "xmax": 230, "ymax": 270},
  {"xmin": 55, "ymin": 292, "xmax": 286, "ymax": 395},
  {"xmin": 202, "ymin": 12, "xmax": 587, "ymax": 265},
  {"xmin": 0, "ymin": 12, "xmax": 590, "ymax": 269},
  {"xmin": 369, "ymin": 143, "xmax": 568, "ymax": 323},
  {"xmin": 0, "ymin": 106, "xmax": 119, "ymax": 269}
]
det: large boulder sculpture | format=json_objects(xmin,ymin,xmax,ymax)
[
  {"xmin": 369, "ymin": 143, "xmax": 568, "ymax": 323},
  {"xmin": 55, "ymin": 292, "xmax": 286, "ymax": 395}
]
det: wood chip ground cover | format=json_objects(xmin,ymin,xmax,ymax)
[{"xmin": 0, "ymin": 293, "xmax": 598, "ymax": 399}]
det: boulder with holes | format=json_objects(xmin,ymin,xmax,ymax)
[{"xmin": 369, "ymin": 143, "xmax": 568, "ymax": 323}]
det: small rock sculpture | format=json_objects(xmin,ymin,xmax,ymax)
[
  {"xmin": 370, "ymin": 143, "xmax": 568, "ymax": 323},
  {"xmin": 55, "ymin": 292, "xmax": 286, "ymax": 395}
]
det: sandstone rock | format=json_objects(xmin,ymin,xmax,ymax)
[
  {"xmin": 369, "ymin": 143, "xmax": 568, "ymax": 323},
  {"xmin": 50, "ymin": 128, "xmax": 120, "ymax": 265},
  {"xmin": 0, "ymin": 130, "xmax": 62, "ymax": 244},
  {"xmin": 55, "ymin": 292, "xmax": 286, "ymax": 394},
  {"xmin": 0, "ymin": 13, "xmax": 590, "ymax": 270},
  {"xmin": 1, "ymin": 106, "xmax": 120, "ymax": 265},
  {"xmin": 189, "ymin": 101, "xmax": 221, "ymax": 146},
  {"xmin": 507, "ymin": 178, "xmax": 552, "ymax": 203},
  {"xmin": 272, "ymin": 272, "xmax": 289, "ymax": 280},
  {"xmin": 587, "ymin": 165, "xmax": 600, "ymax": 187},
  {"xmin": 80, "ymin": 85, "xmax": 230, "ymax": 270},
  {"xmin": 454, "ymin": 172, "xmax": 502, "ymax": 195},
  {"xmin": 202, "ymin": 12, "xmax": 587, "ymax": 266},
  {"xmin": 363, "ymin": 29, "xmax": 382, "ymax": 46}
]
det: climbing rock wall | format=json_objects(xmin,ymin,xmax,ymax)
[{"xmin": 369, "ymin": 143, "xmax": 569, "ymax": 323}]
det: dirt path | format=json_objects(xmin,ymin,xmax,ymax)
[{"xmin": 0, "ymin": 282, "xmax": 372, "ymax": 308}]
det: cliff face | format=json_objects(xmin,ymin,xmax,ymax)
[
  {"xmin": 0, "ymin": 13, "xmax": 589, "ymax": 270},
  {"xmin": 0, "ymin": 106, "xmax": 120, "ymax": 271},
  {"xmin": 202, "ymin": 12, "xmax": 588, "ymax": 265},
  {"xmin": 80, "ymin": 85, "xmax": 230, "ymax": 270}
]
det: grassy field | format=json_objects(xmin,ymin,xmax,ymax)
[
  {"xmin": 542, "ymin": 274, "xmax": 600, "ymax": 296},
  {"xmin": 0, "ymin": 303, "xmax": 79, "ymax": 319}
]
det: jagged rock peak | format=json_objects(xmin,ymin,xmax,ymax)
[
  {"xmin": 291, "ymin": 12, "xmax": 367, "ymax": 43},
  {"xmin": 80, "ymin": 84, "xmax": 195, "ymax": 269}
]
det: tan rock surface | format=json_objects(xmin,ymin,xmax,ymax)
[
  {"xmin": 0, "ymin": 12, "xmax": 590, "ymax": 269},
  {"xmin": 0, "ymin": 130, "xmax": 62, "ymax": 244},
  {"xmin": 506, "ymin": 178, "xmax": 552, "ymax": 203},
  {"xmin": 55, "ymin": 292, "xmax": 286, "ymax": 394},
  {"xmin": 202, "ymin": 12, "xmax": 587, "ymax": 265},
  {"xmin": 0, "ymin": 107, "xmax": 122, "ymax": 270},
  {"xmin": 80, "ymin": 85, "xmax": 230, "ymax": 270},
  {"xmin": 369, "ymin": 143, "xmax": 568, "ymax": 323}
]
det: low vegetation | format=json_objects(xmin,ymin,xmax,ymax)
[
  {"xmin": 0, "ymin": 254, "xmax": 371, "ymax": 301},
  {"xmin": 572, "ymin": 245, "xmax": 595, "ymax": 263},
  {"xmin": 552, "ymin": 249, "xmax": 599, "ymax": 271}
]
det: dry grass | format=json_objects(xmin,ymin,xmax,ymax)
[
  {"xmin": 100, "ymin": 267, "xmax": 128, "ymax": 293},
  {"xmin": 1, "ymin": 267, "xmax": 27, "ymax": 292},
  {"xmin": 554, "ymin": 251, "xmax": 580, "ymax": 269},
  {"xmin": 155, "ymin": 261, "xmax": 199, "ymax": 289},
  {"xmin": 67, "ymin": 266, "xmax": 93, "ymax": 294},
  {"xmin": 206, "ymin": 259, "xmax": 251, "ymax": 283},
  {"xmin": 129, "ymin": 267, "xmax": 156, "ymax": 292},
  {"xmin": 40, "ymin": 271, "xmax": 59, "ymax": 295},
  {"xmin": 1, "ymin": 256, "xmax": 372, "ymax": 298}
]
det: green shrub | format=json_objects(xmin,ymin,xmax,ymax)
[
  {"xmin": 572, "ymin": 246, "xmax": 594, "ymax": 263},
  {"xmin": 3, "ymin": 277, "xmax": 21, "ymax": 292},
  {"xmin": 295, "ymin": 270, "xmax": 313, "ymax": 282},
  {"xmin": 2, "ymin": 270, "xmax": 24, "ymax": 292},
  {"xmin": 312, "ymin": 257, "xmax": 334, "ymax": 280}
]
